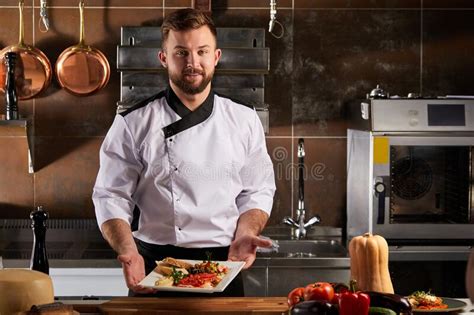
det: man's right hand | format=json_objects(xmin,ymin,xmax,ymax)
[{"xmin": 117, "ymin": 251, "xmax": 156, "ymax": 294}]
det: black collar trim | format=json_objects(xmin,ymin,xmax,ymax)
[
  {"xmin": 120, "ymin": 90, "xmax": 166, "ymax": 117},
  {"xmin": 163, "ymin": 87, "xmax": 214, "ymax": 139},
  {"xmin": 165, "ymin": 87, "xmax": 193, "ymax": 118}
]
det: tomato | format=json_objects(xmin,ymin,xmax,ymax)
[
  {"xmin": 303, "ymin": 282, "xmax": 335, "ymax": 303},
  {"xmin": 287, "ymin": 287, "xmax": 305, "ymax": 307}
]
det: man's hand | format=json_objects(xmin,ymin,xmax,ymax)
[
  {"xmin": 117, "ymin": 251, "xmax": 156, "ymax": 294},
  {"xmin": 101, "ymin": 219, "xmax": 156, "ymax": 294},
  {"xmin": 228, "ymin": 234, "xmax": 272, "ymax": 269}
]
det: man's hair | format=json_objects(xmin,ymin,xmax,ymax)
[{"xmin": 161, "ymin": 9, "xmax": 217, "ymax": 48}]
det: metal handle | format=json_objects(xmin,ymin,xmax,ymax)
[
  {"xmin": 282, "ymin": 216, "xmax": 297, "ymax": 227},
  {"xmin": 78, "ymin": 0, "xmax": 86, "ymax": 46},
  {"xmin": 375, "ymin": 181, "xmax": 386, "ymax": 224},
  {"xmin": 18, "ymin": 0, "xmax": 25, "ymax": 46},
  {"xmin": 304, "ymin": 215, "xmax": 321, "ymax": 228}
]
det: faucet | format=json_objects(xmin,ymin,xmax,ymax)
[{"xmin": 282, "ymin": 138, "xmax": 321, "ymax": 239}]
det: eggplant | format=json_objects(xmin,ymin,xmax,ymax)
[
  {"xmin": 364, "ymin": 291, "xmax": 412, "ymax": 315},
  {"xmin": 291, "ymin": 300, "xmax": 338, "ymax": 315}
]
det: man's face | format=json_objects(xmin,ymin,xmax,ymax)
[{"xmin": 159, "ymin": 26, "xmax": 221, "ymax": 95}]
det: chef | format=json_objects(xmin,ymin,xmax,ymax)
[{"xmin": 92, "ymin": 8, "xmax": 276, "ymax": 296}]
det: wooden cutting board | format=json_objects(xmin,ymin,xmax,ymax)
[{"xmin": 99, "ymin": 297, "xmax": 289, "ymax": 314}]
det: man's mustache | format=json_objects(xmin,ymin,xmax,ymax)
[{"xmin": 183, "ymin": 68, "xmax": 205, "ymax": 75}]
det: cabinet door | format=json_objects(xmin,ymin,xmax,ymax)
[
  {"xmin": 242, "ymin": 267, "xmax": 267, "ymax": 297},
  {"xmin": 50, "ymin": 268, "xmax": 128, "ymax": 297}
]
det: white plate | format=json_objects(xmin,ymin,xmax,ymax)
[{"xmin": 139, "ymin": 259, "xmax": 245, "ymax": 293}]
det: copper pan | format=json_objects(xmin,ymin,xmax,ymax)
[
  {"xmin": 0, "ymin": 0, "xmax": 52, "ymax": 100},
  {"xmin": 55, "ymin": 0, "xmax": 110, "ymax": 96}
]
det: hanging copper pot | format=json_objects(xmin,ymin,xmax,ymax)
[
  {"xmin": 0, "ymin": 0, "xmax": 52, "ymax": 100},
  {"xmin": 55, "ymin": 0, "xmax": 110, "ymax": 96}
]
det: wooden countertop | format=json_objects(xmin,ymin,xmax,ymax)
[
  {"xmin": 71, "ymin": 297, "xmax": 289, "ymax": 314},
  {"xmin": 66, "ymin": 297, "xmax": 474, "ymax": 315}
]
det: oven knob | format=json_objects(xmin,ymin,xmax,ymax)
[{"xmin": 374, "ymin": 182, "xmax": 385, "ymax": 194}]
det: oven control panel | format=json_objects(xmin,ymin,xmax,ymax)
[{"xmin": 362, "ymin": 99, "xmax": 474, "ymax": 132}]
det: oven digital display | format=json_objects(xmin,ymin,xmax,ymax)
[{"xmin": 427, "ymin": 104, "xmax": 465, "ymax": 126}]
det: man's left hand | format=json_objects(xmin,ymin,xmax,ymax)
[{"xmin": 228, "ymin": 235, "xmax": 272, "ymax": 269}]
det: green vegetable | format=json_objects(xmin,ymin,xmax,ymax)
[
  {"xmin": 368, "ymin": 306, "xmax": 397, "ymax": 315},
  {"xmin": 170, "ymin": 267, "xmax": 185, "ymax": 284}
]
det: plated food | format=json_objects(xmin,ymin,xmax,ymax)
[
  {"xmin": 408, "ymin": 291, "xmax": 448, "ymax": 310},
  {"xmin": 154, "ymin": 257, "xmax": 229, "ymax": 288},
  {"xmin": 139, "ymin": 257, "xmax": 245, "ymax": 293},
  {"xmin": 407, "ymin": 291, "xmax": 467, "ymax": 313}
]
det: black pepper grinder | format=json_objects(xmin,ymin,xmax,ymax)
[
  {"xmin": 4, "ymin": 52, "xmax": 19, "ymax": 120},
  {"xmin": 30, "ymin": 206, "xmax": 49, "ymax": 275}
]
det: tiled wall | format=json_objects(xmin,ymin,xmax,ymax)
[{"xmin": 1, "ymin": 0, "xmax": 473, "ymax": 228}]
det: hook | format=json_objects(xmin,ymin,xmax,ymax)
[
  {"xmin": 268, "ymin": 0, "xmax": 284, "ymax": 39},
  {"xmin": 270, "ymin": 19, "xmax": 284, "ymax": 39},
  {"xmin": 39, "ymin": 0, "xmax": 50, "ymax": 32}
]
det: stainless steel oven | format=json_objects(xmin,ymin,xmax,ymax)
[{"xmin": 347, "ymin": 98, "xmax": 474, "ymax": 243}]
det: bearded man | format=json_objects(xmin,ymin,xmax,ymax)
[{"xmin": 93, "ymin": 8, "xmax": 275, "ymax": 297}]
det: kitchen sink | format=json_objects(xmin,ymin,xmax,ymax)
[
  {"xmin": 258, "ymin": 239, "xmax": 348, "ymax": 258},
  {"xmin": 278, "ymin": 239, "xmax": 346, "ymax": 256}
]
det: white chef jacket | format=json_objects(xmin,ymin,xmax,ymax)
[{"xmin": 93, "ymin": 87, "xmax": 275, "ymax": 248}]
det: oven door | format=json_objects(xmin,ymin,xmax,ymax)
[{"xmin": 372, "ymin": 135, "xmax": 474, "ymax": 241}]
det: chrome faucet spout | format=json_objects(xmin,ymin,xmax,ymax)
[
  {"xmin": 281, "ymin": 138, "xmax": 321, "ymax": 239},
  {"xmin": 298, "ymin": 138, "xmax": 305, "ymax": 211}
]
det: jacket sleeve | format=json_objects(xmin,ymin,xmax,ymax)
[
  {"xmin": 92, "ymin": 115, "xmax": 143, "ymax": 231},
  {"xmin": 235, "ymin": 110, "xmax": 276, "ymax": 215}
]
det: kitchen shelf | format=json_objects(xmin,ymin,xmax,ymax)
[{"xmin": 0, "ymin": 119, "xmax": 34, "ymax": 173}]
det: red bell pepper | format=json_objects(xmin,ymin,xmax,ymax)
[
  {"xmin": 330, "ymin": 282, "xmax": 349, "ymax": 304},
  {"xmin": 339, "ymin": 280, "xmax": 370, "ymax": 315}
]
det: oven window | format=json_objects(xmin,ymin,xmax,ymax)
[{"xmin": 390, "ymin": 146, "xmax": 471, "ymax": 224}]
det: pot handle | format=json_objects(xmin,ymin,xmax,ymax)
[
  {"xmin": 18, "ymin": 0, "xmax": 25, "ymax": 47},
  {"xmin": 78, "ymin": 0, "xmax": 86, "ymax": 47}
]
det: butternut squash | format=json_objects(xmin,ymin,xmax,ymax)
[{"xmin": 349, "ymin": 233, "xmax": 394, "ymax": 294}]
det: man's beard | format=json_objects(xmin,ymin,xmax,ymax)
[{"xmin": 169, "ymin": 67, "xmax": 214, "ymax": 95}]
